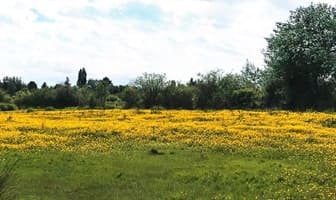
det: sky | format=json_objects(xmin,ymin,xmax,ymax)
[{"xmin": 0, "ymin": 0, "xmax": 335, "ymax": 86}]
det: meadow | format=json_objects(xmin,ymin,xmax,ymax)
[{"xmin": 0, "ymin": 109, "xmax": 335, "ymax": 199}]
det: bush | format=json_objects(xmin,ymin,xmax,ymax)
[
  {"xmin": 45, "ymin": 106, "xmax": 55, "ymax": 111},
  {"xmin": 230, "ymin": 88, "xmax": 261, "ymax": 109},
  {"xmin": 105, "ymin": 95, "xmax": 126, "ymax": 109},
  {"xmin": 150, "ymin": 106, "xmax": 164, "ymax": 114},
  {"xmin": 0, "ymin": 103, "xmax": 17, "ymax": 111},
  {"xmin": 0, "ymin": 90, "xmax": 11, "ymax": 103},
  {"xmin": 26, "ymin": 107, "xmax": 34, "ymax": 113}
]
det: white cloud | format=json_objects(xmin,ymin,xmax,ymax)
[{"xmin": 0, "ymin": 0, "xmax": 334, "ymax": 85}]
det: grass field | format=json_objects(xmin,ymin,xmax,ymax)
[{"xmin": 0, "ymin": 109, "xmax": 335, "ymax": 199}]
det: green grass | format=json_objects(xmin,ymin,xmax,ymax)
[{"xmin": 0, "ymin": 144, "xmax": 335, "ymax": 199}]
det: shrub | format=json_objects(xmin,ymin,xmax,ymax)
[
  {"xmin": 45, "ymin": 106, "xmax": 55, "ymax": 111},
  {"xmin": 26, "ymin": 108, "xmax": 34, "ymax": 113},
  {"xmin": 150, "ymin": 106, "xmax": 164, "ymax": 114},
  {"xmin": 0, "ymin": 103, "xmax": 17, "ymax": 111},
  {"xmin": 0, "ymin": 90, "xmax": 11, "ymax": 103}
]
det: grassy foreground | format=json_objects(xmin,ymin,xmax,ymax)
[{"xmin": 0, "ymin": 109, "xmax": 335, "ymax": 199}]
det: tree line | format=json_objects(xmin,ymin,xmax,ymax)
[{"xmin": 0, "ymin": 3, "xmax": 335, "ymax": 111}]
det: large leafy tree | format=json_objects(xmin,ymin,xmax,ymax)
[
  {"xmin": 135, "ymin": 73, "xmax": 167, "ymax": 108},
  {"xmin": 96, "ymin": 77, "xmax": 112, "ymax": 108},
  {"xmin": 264, "ymin": 3, "xmax": 336, "ymax": 109}
]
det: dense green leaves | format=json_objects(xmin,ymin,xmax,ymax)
[
  {"xmin": 134, "ymin": 73, "xmax": 167, "ymax": 108},
  {"xmin": 264, "ymin": 3, "xmax": 336, "ymax": 110}
]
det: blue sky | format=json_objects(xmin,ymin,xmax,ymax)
[{"xmin": 0, "ymin": 0, "xmax": 334, "ymax": 85}]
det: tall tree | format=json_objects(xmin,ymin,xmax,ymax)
[
  {"xmin": 135, "ymin": 73, "xmax": 167, "ymax": 108},
  {"xmin": 241, "ymin": 60, "xmax": 262, "ymax": 88},
  {"xmin": 27, "ymin": 81, "xmax": 38, "ymax": 91},
  {"xmin": 0, "ymin": 77, "xmax": 25, "ymax": 96},
  {"xmin": 96, "ymin": 77, "xmax": 112, "ymax": 109},
  {"xmin": 41, "ymin": 82, "xmax": 48, "ymax": 89},
  {"xmin": 64, "ymin": 77, "xmax": 71, "ymax": 87},
  {"xmin": 119, "ymin": 86, "xmax": 141, "ymax": 108},
  {"xmin": 264, "ymin": 3, "xmax": 336, "ymax": 109},
  {"xmin": 76, "ymin": 68, "xmax": 87, "ymax": 87},
  {"xmin": 194, "ymin": 70, "xmax": 223, "ymax": 109}
]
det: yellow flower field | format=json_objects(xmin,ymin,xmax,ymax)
[
  {"xmin": 1, "ymin": 109, "xmax": 336, "ymax": 199},
  {"xmin": 0, "ymin": 109, "xmax": 335, "ymax": 156}
]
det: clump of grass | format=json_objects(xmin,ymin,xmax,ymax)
[
  {"xmin": 0, "ymin": 159, "xmax": 18, "ymax": 200},
  {"xmin": 149, "ymin": 148, "xmax": 164, "ymax": 155}
]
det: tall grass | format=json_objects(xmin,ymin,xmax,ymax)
[{"xmin": 0, "ymin": 159, "xmax": 17, "ymax": 200}]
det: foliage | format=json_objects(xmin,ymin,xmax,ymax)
[
  {"xmin": 240, "ymin": 59, "xmax": 263, "ymax": 88},
  {"xmin": 230, "ymin": 88, "xmax": 261, "ymax": 108},
  {"xmin": 193, "ymin": 70, "xmax": 261, "ymax": 109},
  {"xmin": 0, "ymin": 103, "xmax": 17, "ymax": 111},
  {"xmin": 41, "ymin": 82, "xmax": 48, "ymax": 89},
  {"xmin": 135, "ymin": 73, "xmax": 167, "ymax": 108},
  {"xmin": 27, "ymin": 81, "xmax": 37, "ymax": 91},
  {"xmin": 194, "ymin": 70, "xmax": 223, "ymax": 109},
  {"xmin": 76, "ymin": 68, "xmax": 87, "ymax": 87},
  {"xmin": 0, "ymin": 89, "xmax": 11, "ymax": 103},
  {"xmin": 95, "ymin": 78, "xmax": 112, "ymax": 108},
  {"xmin": 118, "ymin": 86, "xmax": 141, "ymax": 108},
  {"xmin": 105, "ymin": 95, "xmax": 125, "ymax": 109},
  {"xmin": 0, "ymin": 77, "xmax": 25, "ymax": 96},
  {"xmin": 55, "ymin": 84, "xmax": 77, "ymax": 108},
  {"xmin": 264, "ymin": 3, "xmax": 336, "ymax": 110},
  {"xmin": 162, "ymin": 81, "xmax": 194, "ymax": 109}
]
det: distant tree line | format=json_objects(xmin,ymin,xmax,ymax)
[
  {"xmin": 0, "ymin": 3, "xmax": 335, "ymax": 111},
  {"xmin": 0, "ymin": 64, "xmax": 263, "ymax": 110}
]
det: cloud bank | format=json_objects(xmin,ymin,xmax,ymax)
[{"xmin": 0, "ymin": 0, "xmax": 335, "ymax": 85}]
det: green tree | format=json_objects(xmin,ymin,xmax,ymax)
[
  {"xmin": 27, "ymin": 81, "xmax": 38, "ymax": 91},
  {"xmin": 77, "ymin": 68, "xmax": 87, "ymax": 87},
  {"xmin": 162, "ymin": 81, "xmax": 194, "ymax": 109},
  {"xmin": 230, "ymin": 88, "xmax": 261, "ymax": 109},
  {"xmin": 0, "ymin": 89, "xmax": 11, "ymax": 103},
  {"xmin": 64, "ymin": 77, "xmax": 71, "ymax": 87},
  {"xmin": 0, "ymin": 77, "xmax": 25, "ymax": 96},
  {"xmin": 135, "ymin": 73, "xmax": 167, "ymax": 108},
  {"xmin": 119, "ymin": 86, "xmax": 141, "ymax": 108},
  {"xmin": 87, "ymin": 79, "xmax": 99, "ymax": 89},
  {"xmin": 194, "ymin": 70, "xmax": 223, "ymax": 109},
  {"xmin": 55, "ymin": 85, "xmax": 77, "ymax": 108},
  {"xmin": 41, "ymin": 82, "xmax": 48, "ymax": 89},
  {"xmin": 77, "ymin": 86, "xmax": 91, "ymax": 107},
  {"xmin": 264, "ymin": 3, "xmax": 336, "ymax": 110},
  {"xmin": 96, "ymin": 77, "xmax": 112, "ymax": 109},
  {"xmin": 241, "ymin": 60, "xmax": 263, "ymax": 88},
  {"xmin": 212, "ymin": 73, "xmax": 246, "ymax": 109}
]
